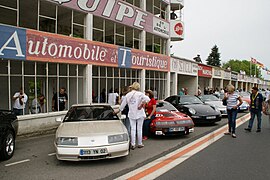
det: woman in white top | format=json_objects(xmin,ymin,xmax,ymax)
[
  {"xmin": 120, "ymin": 82, "xmax": 150, "ymax": 150},
  {"xmin": 223, "ymin": 84, "xmax": 242, "ymax": 138}
]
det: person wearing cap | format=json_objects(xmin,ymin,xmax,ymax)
[
  {"xmin": 119, "ymin": 82, "xmax": 150, "ymax": 150},
  {"xmin": 245, "ymin": 86, "xmax": 264, "ymax": 132}
]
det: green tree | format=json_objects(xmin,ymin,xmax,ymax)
[
  {"xmin": 206, "ymin": 45, "xmax": 221, "ymax": 67},
  {"xmin": 222, "ymin": 59, "xmax": 261, "ymax": 78}
]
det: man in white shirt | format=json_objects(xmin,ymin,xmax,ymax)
[
  {"xmin": 108, "ymin": 88, "xmax": 119, "ymax": 105},
  {"xmin": 13, "ymin": 87, "xmax": 28, "ymax": 115}
]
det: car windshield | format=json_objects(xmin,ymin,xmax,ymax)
[
  {"xmin": 156, "ymin": 101, "xmax": 178, "ymax": 112},
  {"xmin": 180, "ymin": 96, "xmax": 203, "ymax": 105},
  {"xmin": 63, "ymin": 105, "xmax": 119, "ymax": 122},
  {"xmin": 200, "ymin": 95, "xmax": 219, "ymax": 102}
]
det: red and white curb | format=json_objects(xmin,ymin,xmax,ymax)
[{"xmin": 115, "ymin": 113, "xmax": 251, "ymax": 180}]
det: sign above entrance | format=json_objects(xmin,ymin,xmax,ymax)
[
  {"xmin": 171, "ymin": 58, "xmax": 197, "ymax": 76},
  {"xmin": 48, "ymin": 0, "xmax": 170, "ymax": 39},
  {"xmin": 231, "ymin": 71, "xmax": 238, "ymax": 81},
  {"xmin": 198, "ymin": 64, "xmax": 212, "ymax": 78},
  {"xmin": 0, "ymin": 24, "xmax": 169, "ymax": 72}
]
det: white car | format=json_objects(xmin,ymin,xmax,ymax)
[
  {"xmin": 199, "ymin": 95, "xmax": 227, "ymax": 116},
  {"xmin": 54, "ymin": 104, "xmax": 129, "ymax": 161}
]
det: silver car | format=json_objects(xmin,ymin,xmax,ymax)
[
  {"xmin": 54, "ymin": 104, "xmax": 129, "ymax": 161},
  {"xmin": 199, "ymin": 95, "xmax": 227, "ymax": 116}
]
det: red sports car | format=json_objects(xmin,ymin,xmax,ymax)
[{"xmin": 150, "ymin": 101, "xmax": 194, "ymax": 136}]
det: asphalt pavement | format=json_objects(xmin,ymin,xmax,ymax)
[{"xmin": 157, "ymin": 115, "xmax": 270, "ymax": 180}]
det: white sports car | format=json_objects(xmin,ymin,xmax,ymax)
[{"xmin": 54, "ymin": 104, "xmax": 129, "ymax": 161}]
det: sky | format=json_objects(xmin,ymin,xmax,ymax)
[{"xmin": 171, "ymin": 0, "xmax": 270, "ymax": 80}]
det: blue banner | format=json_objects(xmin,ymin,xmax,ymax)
[
  {"xmin": 0, "ymin": 24, "xmax": 26, "ymax": 60},
  {"xmin": 118, "ymin": 47, "xmax": 132, "ymax": 69}
]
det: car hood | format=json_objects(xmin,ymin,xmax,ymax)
[
  {"xmin": 185, "ymin": 104, "xmax": 220, "ymax": 115},
  {"xmin": 156, "ymin": 111, "xmax": 191, "ymax": 120},
  {"xmin": 56, "ymin": 120, "xmax": 126, "ymax": 137},
  {"xmin": 205, "ymin": 101, "xmax": 226, "ymax": 109}
]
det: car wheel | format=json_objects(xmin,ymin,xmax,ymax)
[{"xmin": 0, "ymin": 130, "xmax": 15, "ymax": 160}]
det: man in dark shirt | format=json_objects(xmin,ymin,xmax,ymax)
[
  {"xmin": 245, "ymin": 86, "xmax": 263, "ymax": 132},
  {"xmin": 52, "ymin": 87, "xmax": 68, "ymax": 111}
]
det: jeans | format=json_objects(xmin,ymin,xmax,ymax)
[
  {"xmin": 13, "ymin": 108, "xmax": 23, "ymax": 116},
  {"xmin": 129, "ymin": 117, "xmax": 144, "ymax": 146},
  {"xmin": 227, "ymin": 109, "xmax": 238, "ymax": 133},
  {"xmin": 123, "ymin": 117, "xmax": 131, "ymax": 136},
  {"xmin": 248, "ymin": 110, "xmax": 262, "ymax": 130},
  {"xmin": 143, "ymin": 115, "xmax": 155, "ymax": 137}
]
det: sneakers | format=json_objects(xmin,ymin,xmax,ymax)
[
  {"xmin": 232, "ymin": 133, "xmax": 236, "ymax": 138},
  {"xmin": 143, "ymin": 136, "xmax": 148, "ymax": 140},
  {"xmin": 138, "ymin": 144, "xmax": 144, "ymax": 148},
  {"xmin": 224, "ymin": 132, "xmax": 231, "ymax": 135},
  {"xmin": 256, "ymin": 129, "xmax": 261, "ymax": 132},
  {"xmin": 244, "ymin": 128, "xmax": 251, "ymax": 132}
]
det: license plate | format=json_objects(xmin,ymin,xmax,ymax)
[
  {"xmin": 80, "ymin": 148, "xmax": 107, "ymax": 156},
  {"xmin": 169, "ymin": 127, "xmax": 185, "ymax": 132},
  {"xmin": 206, "ymin": 116, "xmax": 216, "ymax": 119}
]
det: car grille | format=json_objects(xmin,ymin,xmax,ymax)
[{"xmin": 79, "ymin": 154, "xmax": 110, "ymax": 160}]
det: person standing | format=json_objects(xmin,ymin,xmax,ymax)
[
  {"xmin": 31, "ymin": 94, "xmax": 45, "ymax": 114},
  {"xmin": 245, "ymin": 86, "xmax": 264, "ymax": 132},
  {"xmin": 263, "ymin": 98, "xmax": 270, "ymax": 128},
  {"xmin": 52, "ymin": 87, "xmax": 68, "ymax": 111},
  {"xmin": 119, "ymin": 82, "xmax": 150, "ymax": 150},
  {"xmin": 108, "ymin": 88, "xmax": 119, "ymax": 106},
  {"xmin": 143, "ymin": 90, "xmax": 157, "ymax": 140},
  {"xmin": 223, "ymin": 84, "xmax": 242, "ymax": 138},
  {"xmin": 120, "ymin": 86, "xmax": 131, "ymax": 136},
  {"xmin": 12, "ymin": 87, "xmax": 28, "ymax": 115}
]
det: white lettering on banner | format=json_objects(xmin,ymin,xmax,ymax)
[
  {"xmin": 0, "ymin": 31, "xmax": 25, "ymax": 57},
  {"xmin": 131, "ymin": 55, "xmax": 167, "ymax": 69},
  {"xmin": 119, "ymin": 48, "xmax": 131, "ymax": 67},
  {"xmin": 77, "ymin": 0, "xmax": 147, "ymax": 30},
  {"xmin": 116, "ymin": 2, "xmax": 134, "ymax": 21},
  {"xmin": 171, "ymin": 59, "xmax": 197, "ymax": 75},
  {"xmin": 214, "ymin": 69, "xmax": 221, "ymax": 77},
  {"xmin": 77, "ymin": 0, "xmax": 100, "ymax": 12},
  {"xmin": 28, "ymin": 38, "xmax": 107, "ymax": 61},
  {"xmin": 202, "ymin": 69, "xmax": 212, "ymax": 76}
]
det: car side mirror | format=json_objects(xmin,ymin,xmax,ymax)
[{"xmin": 55, "ymin": 117, "xmax": 63, "ymax": 122}]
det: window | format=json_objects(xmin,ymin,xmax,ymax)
[
  {"xmin": 146, "ymin": 32, "xmax": 167, "ymax": 55},
  {"xmin": 20, "ymin": 0, "xmax": 38, "ymax": 29},
  {"xmin": 145, "ymin": 70, "xmax": 167, "ymax": 100},
  {"xmin": 0, "ymin": 60, "xmax": 85, "ymax": 115},
  {"xmin": 146, "ymin": 0, "xmax": 167, "ymax": 20},
  {"xmin": 124, "ymin": 0, "xmax": 140, "ymax": 8},
  {"xmin": 0, "ymin": 0, "xmax": 18, "ymax": 26},
  {"xmin": 93, "ymin": 16, "xmax": 142, "ymax": 50},
  {"xmin": 92, "ymin": 66, "xmax": 140, "ymax": 103}
]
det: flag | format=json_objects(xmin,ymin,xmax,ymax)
[{"xmin": 251, "ymin": 57, "xmax": 257, "ymax": 64}]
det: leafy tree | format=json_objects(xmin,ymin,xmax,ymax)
[
  {"xmin": 222, "ymin": 59, "xmax": 261, "ymax": 78},
  {"xmin": 206, "ymin": 45, "xmax": 221, "ymax": 67}
]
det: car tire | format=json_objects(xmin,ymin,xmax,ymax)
[{"xmin": 0, "ymin": 130, "xmax": 15, "ymax": 160}]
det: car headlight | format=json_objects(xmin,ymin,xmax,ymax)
[
  {"xmin": 108, "ymin": 134, "xmax": 128, "ymax": 144},
  {"xmin": 176, "ymin": 120, "xmax": 193, "ymax": 124},
  {"xmin": 56, "ymin": 137, "xmax": 78, "ymax": 146},
  {"xmin": 189, "ymin": 108, "xmax": 196, "ymax": 114}
]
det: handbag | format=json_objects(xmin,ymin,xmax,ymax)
[{"xmin": 222, "ymin": 99, "xmax": 227, "ymax": 106}]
